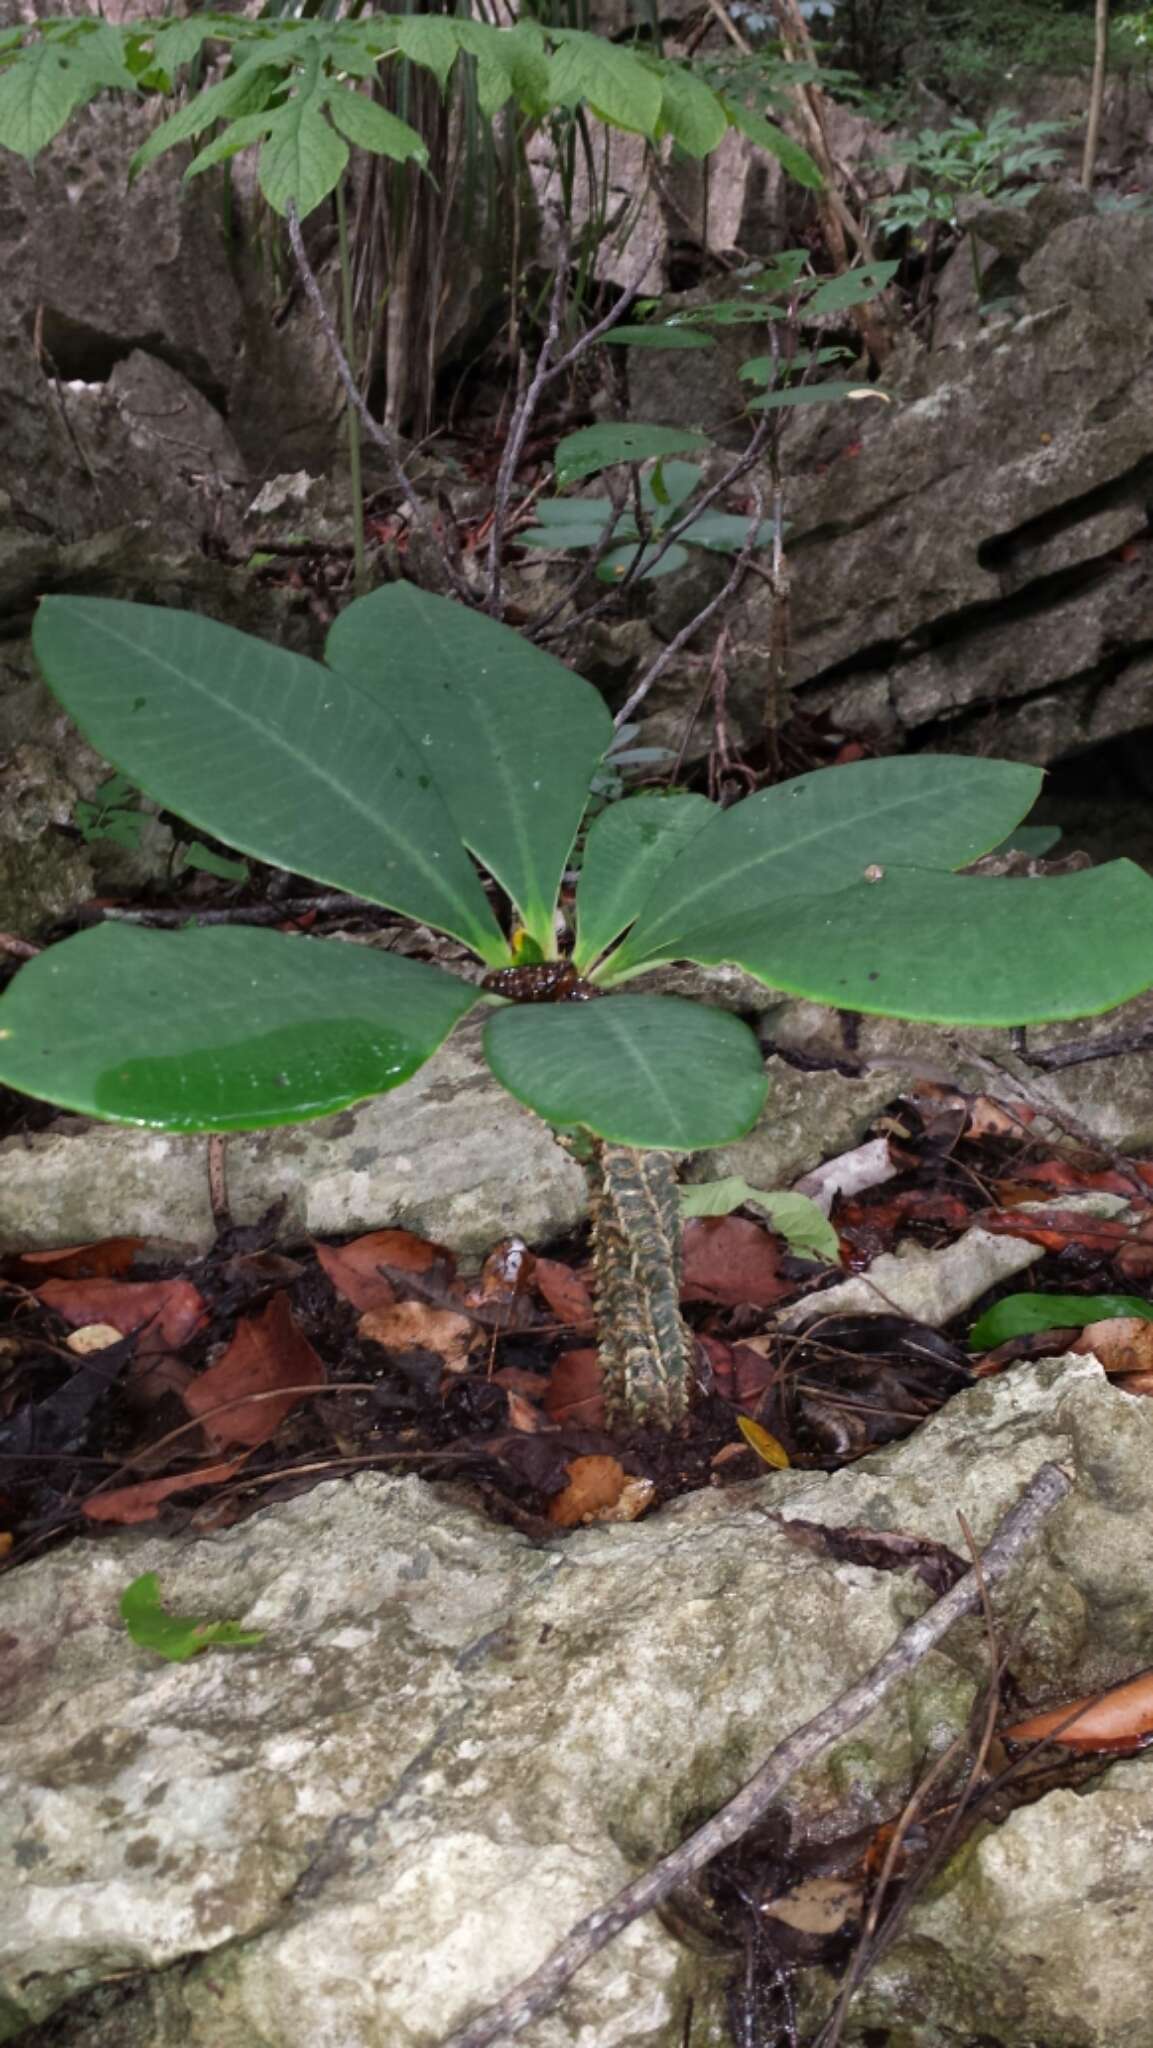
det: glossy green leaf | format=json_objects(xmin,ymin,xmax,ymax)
[
  {"xmin": 656, "ymin": 61, "xmax": 729, "ymax": 156},
  {"xmin": 679, "ymin": 863, "xmax": 1153, "ymax": 1025},
  {"xmin": 747, "ymin": 380, "xmax": 891, "ymax": 412},
  {"xmin": 600, "ymin": 325, "xmax": 716, "ymax": 349},
  {"xmin": 548, "ymin": 30, "xmax": 662, "ymax": 135},
  {"xmin": 970, "ymin": 1292, "xmax": 1153, "ymax": 1350},
  {"xmin": 723, "ymin": 99, "xmax": 822, "ymax": 188},
  {"xmin": 805, "ymin": 261, "xmax": 899, "ymax": 314},
  {"xmin": 554, "ymin": 423, "xmax": 711, "ymax": 488},
  {"xmin": 600, "ymin": 756, "xmax": 1044, "ymax": 980},
  {"xmin": 573, "ymin": 793, "xmax": 716, "ymax": 970},
  {"xmin": 325, "ymin": 584, "xmax": 612, "ymax": 956},
  {"xmin": 988, "ymin": 825, "xmax": 1062, "ymax": 857},
  {"xmin": 32, "ymin": 597, "xmax": 507, "ymax": 961},
  {"xmin": 680, "ymin": 1178, "xmax": 839, "ymax": 1260},
  {"xmin": 484, "ymin": 995, "xmax": 767, "ymax": 1149},
  {"xmin": 325, "ymin": 87, "xmax": 428, "ymax": 165},
  {"xmin": 121, "ymin": 1573, "xmax": 265, "ymax": 1663},
  {"xmin": 0, "ymin": 924, "xmax": 480, "ymax": 1131}
]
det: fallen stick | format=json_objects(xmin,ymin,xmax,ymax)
[{"xmin": 441, "ymin": 1460, "xmax": 1071, "ymax": 2048}]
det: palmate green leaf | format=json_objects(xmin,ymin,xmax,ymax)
[
  {"xmin": 325, "ymin": 86, "xmax": 427, "ymax": 167},
  {"xmin": 325, "ymin": 585, "xmax": 612, "ymax": 958},
  {"xmin": 121, "ymin": 1573, "xmax": 266, "ymax": 1664},
  {"xmin": 970, "ymin": 1292, "xmax": 1153, "ymax": 1350},
  {"xmin": 32, "ymin": 598, "xmax": 507, "ymax": 963},
  {"xmin": 148, "ymin": 15, "xmax": 234, "ymax": 76},
  {"xmin": 0, "ymin": 25, "xmax": 132, "ymax": 158},
  {"xmin": 573, "ymin": 793, "xmax": 715, "ymax": 971},
  {"xmin": 554, "ymin": 423, "xmax": 711, "ymax": 488},
  {"xmin": 680, "ymin": 864, "xmax": 1153, "ymax": 1025},
  {"xmin": 599, "ymin": 756, "xmax": 1044, "ymax": 981},
  {"xmin": 0, "ymin": 924, "xmax": 480, "ymax": 1131},
  {"xmin": 484, "ymin": 996, "xmax": 766, "ymax": 1150},
  {"xmin": 256, "ymin": 42, "xmax": 347, "ymax": 217},
  {"xmin": 548, "ymin": 29, "xmax": 663, "ymax": 136},
  {"xmin": 130, "ymin": 61, "xmax": 282, "ymax": 178},
  {"xmin": 453, "ymin": 19, "xmax": 519, "ymax": 117},
  {"xmin": 600, "ymin": 325, "xmax": 716, "ymax": 350}
]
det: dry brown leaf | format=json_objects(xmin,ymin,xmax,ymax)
[
  {"xmin": 184, "ymin": 1293, "xmax": 326, "ymax": 1449},
  {"xmin": 534, "ymin": 1257, "xmax": 597, "ymax": 1330},
  {"xmin": 505, "ymin": 1390, "xmax": 545, "ymax": 1434},
  {"xmin": 543, "ymin": 1348, "xmax": 605, "ymax": 1427},
  {"xmin": 13, "ymin": 1238, "xmax": 144, "ymax": 1280},
  {"xmin": 763, "ymin": 1877, "xmax": 863, "ymax": 1936},
  {"xmin": 36, "ymin": 1276, "xmax": 207, "ymax": 1353},
  {"xmin": 314, "ymin": 1227, "xmax": 453, "ymax": 1312},
  {"xmin": 548, "ymin": 1455, "xmax": 630, "ymax": 1527},
  {"xmin": 1072, "ymin": 1317, "xmax": 1153, "ymax": 1376},
  {"xmin": 1113, "ymin": 1372, "xmax": 1153, "ymax": 1396},
  {"xmin": 681, "ymin": 1216, "xmax": 792, "ymax": 1308},
  {"xmin": 83, "ymin": 1457, "xmax": 249, "ymax": 1524},
  {"xmin": 359, "ymin": 1299, "xmax": 474, "ymax": 1369},
  {"xmin": 1003, "ymin": 1668, "xmax": 1153, "ymax": 1754}
]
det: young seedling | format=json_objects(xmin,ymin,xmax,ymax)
[{"xmin": 4, "ymin": 585, "xmax": 1153, "ymax": 1430}]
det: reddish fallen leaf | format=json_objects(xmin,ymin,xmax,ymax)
[
  {"xmin": 461, "ymin": 1237, "xmax": 534, "ymax": 1317},
  {"xmin": 976, "ymin": 1208, "xmax": 1153, "ymax": 1256},
  {"xmin": 534, "ymin": 1258, "xmax": 597, "ymax": 1331},
  {"xmin": 682, "ymin": 1216, "xmax": 792, "ymax": 1308},
  {"xmin": 359, "ymin": 1298, "xmax": 474, "ymax": 1369},
  {"xmin": 1115, "ymin": 1371, "xmax": 1153, "ymax": 1396},
  {"xmin": 12, "ymin": 1238, "xmax": 144, "ymax": 1280},
  {"xmin": 836, "ymin": 1187, "xmax": 971, "ymax": 1237},
  {"xmin": 314, "ymin": 1227, "xmax": 453, "ymax": 1312},
  {"xmin": 548, "ymin": 1455, "xmax": 631, "ymax": 1527},
  {"xmin": 1072, "ymin": 1316, "xmax": 1153, "ymax": 1376},
  {"xmin": 1003, "ymin": 1668, "xmax": 1153, "ymax": 1754},
  {"xmin": 715, "ymin": 1335, "xmax": 778, "ymax": 1409},
  {"xmin": 83, "ymin": 1457, "xmax": 248, "ymax": 1524},
  {"xmin": 544, "ymin": 1348, "xmax": 605, "ymax": 1427},
  {"xmin": 995, "ymin": 1158, "xmax": 1153, "ymax": 1203},
  {"xmin": 36, "ymin": 1277, "xmax": 207, "ymax": 1354},
  {"xmin": 184, "ymin": 1293, "xmax": 325, "ymax": 1449}
]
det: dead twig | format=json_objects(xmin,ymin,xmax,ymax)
[
  {"xmin": 207, "ymin": 1135, "xmax": 231, "ymax": 1234},
  {"xmin": 613, "ymin": 488, "xmax": 765, "ymax": 731},
  {"xmin": 284, "ymin": 201, "xmax": 475, "ymax": 606},
  {"xmin": 440, "ymin": 1460, "xmax": 1072, "ymax": 2048}
]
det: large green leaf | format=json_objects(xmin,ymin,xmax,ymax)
[
  {"xmin": 129, "ymin": 60, "xmax": 281, "ymax": 177},
  {"xmin": 256, "ymin": 44, "xmax": 348, "ymax": 217},
  {"xmin": 484, "ymin": 995, "xmax": 766, "ymax": 1149},
  {"xmin": 970, "ymin": 1292, "xmax": 1153, "ymax": 1350},
  {"xmin": 32, "ymin": 598, "xmax": 508, "ymax": 963},
  {"xmin": 600, "ymin": 756, "xmax": 1044, "ymax": 980},
  {"xmin": 548, "ymin": 30, "xmax": 663, "ymax": 136},
  {"xmin": 681, "ymin": 863, "xmax": 1153, "ymax": 1025},
  {"xmin": 324, "ymin": 87, "xmax": 428, "ymax": 167},
  {"xmin": 394, "ymin": 14, "xmax": 461, "ymax": 89},
  {"xmin": 723, "ymin": 100, "xmax": 822, "ymax": 189},
  {"xmin": 656, "ymin": 62, "xmax": 729, "ymax": 157},
  {"xmin": 0, "ymin": 925, "xmax": 480, "ymax": 1131},
  {"xmin": 325, "ymin": 584, "xmax": 612, "ymax": 956},
  {"xmin": 0, "ymin": 27, "xmax": 132, "ymax": 158},
  {"xmin": 554, "ymin": 423, "xmax": 711, "ymax": 488},
  {"xmin": 573, "ymin": 793, "xmax": 716, "ymax": 971}
]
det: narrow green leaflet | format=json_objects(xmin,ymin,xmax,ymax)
[
  {"xmin": 130, "ymin": 62, "xmax": 282, "ymax": 178},
  {"xmin": 484, "ymin": 996, "xmax": 767, "ymax": 1150},
  {"xmin": 679, "ymin": 510, "xmax": 776, "ymax": 550},
  {"xmin": 599, "ymin": 540, "xmax": 690, "ymax": 582},
  {"xmin": 548, "ymin": 30, "xmax": 663, "ymax": 135},
  {"xmin": 326, "ymin": 584, "xmax": 612, "ymax": 957},
  {"xmin": 325, "ymin": 87, "xmax": 428, "ymax": 168},
  {"xmin": 148, "ymin": 15, "xmax": 231, "ymax": 76},
  {"xmin": 121, "ymin": 1573, "xmax": 266, "ymax": 1664},
  {"xmin": 600, "ymin": 326, "xmax": 716, "ymax": 350},
  {"xmin": 554, "ymin": 423, "xmax": 711, "ymax": 488},
  {"xmin": 186, "ymin": 108, "xmax": 282, "ymax": 180},
  {"xmin": 723, "ymin": 100, "xmax": 822, "ymax": 189},
  {"xmin": 0, "ymin": 30, "xmax": 131, "ymax": 158},
  {"xmin": 33, "ymin": 597, "xmax": 507, "ymax": 961},
  {"xmin": 680, "ymin": 1178, "xmax": 840, "ymax": 1261},
  {"xmin": 657, "ymin": 61, "xmax": 729, "ymax": 157},
  {"xmin": 574, "ymin": 793, "xmax": 716, "ymax": 971},
  {"xmin": 684, "ymin": 864, "xmax": 1153, "ymax": 1026},
  {"xmin": 970, "ymin": 1293, "xmax": 1153, "ymax": 1351},
  {"xmin": 599, "ymin": 756, "xmax": 1044, "ymax": 980},
  {"xmin": 748, "ymin": 380, "xmax": 890, "ymax": 412},
  {"xmin": 453, "ymin": 19, "xmax": 518, "ymax": 117},
  {"xmin": 395, "ymin": 14, "xmax": 461, "ymax": 89},
  {"xmin": 0, "ymin": 925, "xmax": 480, "ymax": 1131},
  {"xmin": 499, "ymin": 21, "xmax": 550, "ymax": 115}
]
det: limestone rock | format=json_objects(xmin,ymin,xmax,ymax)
[{"xmin": 2, "ymin": 1358, "xmax": 1153, "ymax": 2045}]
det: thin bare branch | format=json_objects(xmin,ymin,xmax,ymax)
[
  {"xmin": 284, "ymin": 200, "xmax": 474, "ymax": 605},
  {"xmin": 613, "ymin": 485, "xmax": 765, "ymax": 730},
  {"xmin": 440, "ymin": 1461, "xmax": 1072, "ymax": 2048}
]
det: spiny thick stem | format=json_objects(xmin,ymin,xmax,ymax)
[{"xmin": 585, "ymin": 1142, "xmax": 696, "ymax": 1430}]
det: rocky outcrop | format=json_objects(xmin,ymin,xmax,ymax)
[{"xmin": 3, "ymin": 1355, "xmax": 1153, "ymax": 2047}]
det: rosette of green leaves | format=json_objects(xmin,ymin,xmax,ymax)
[{"xmin": 3, "ymin": 587, "xmax": 1153, "ymax": 1153}]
